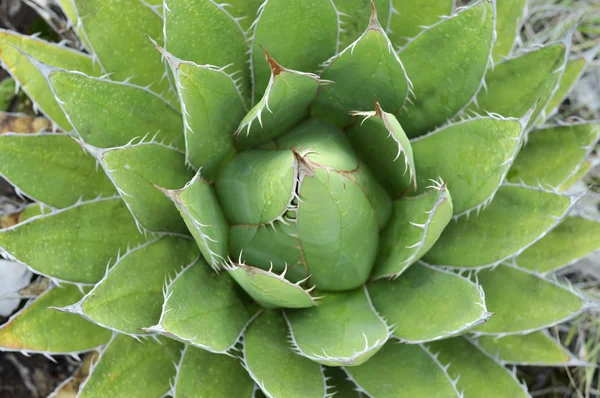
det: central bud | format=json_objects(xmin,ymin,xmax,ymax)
[{"xmin": 215, "ymin": 119, "xmax": 391, "ymax": 291}]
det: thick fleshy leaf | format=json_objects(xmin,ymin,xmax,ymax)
[
  {"xmin": 474, "ymin": 332, "xmax": 578, "ymax": 366},
  {"xmin": 345, "ymin": 101, "xmax": 415, "ymax": 196},
  {"xmin": 0, "ymin": 285, "xmax": 110, "ymax": 353},
  {"xmin": 369, "ymin": 264, "xmax": 489, "ymax": 342},
  {"xmin": 45, "ymin": 69, "xmax": 184, "ymax": 149},
  {"xmin": 164, "ymin": 0, "xmax": 250, "ymax": 99},
  {"xmin": 94, "ymin": 142, "xmax": 194, "ymax": 233},
  {"xmin": 162, "ymin": 51, "xmax": 246, "ymax": 180},
  {"xmin": 411, "ymin": 116, "xmax": 523, "ymax": 216},
  {"xmin": 516, "ymin": 216, "xmax": 600, "ymax": 274},
  {"xmin": 543, "ymin": 58, "xmax": 587, "ymax": 118},
  {"xmin": 223, "ymin": 0, "xmax": 264, "ymax": 30},
  {"xmin": 398, "ymin": 1, "xmax": 495, "ymax": 136},
  {"xmin": 324, "ymin": 366, "xmax": 361, "ymax": 397},
  {"xmin": 0, "ymin": 133, "xmax": 115, "ymax": 208},
  {"xmin": 69, "ymin": 0, "xmax": 173, "ymax": 99},
  {"xmin": 148, "ymin": 259, "xmax": 259, "ymax": 353},
  {"xmin": 345, "ymin": 340, "xmax": 461, "ymax": 398},
  {"xmin": 429, "ymin": 337, "xmax": 530, "ymax": 398},
  {"xmin": 226, "ymin": 262, "xmax": 316, "ymax": 308},
  {"xmin": 161, "ymin": 172, "xmax": 229, "ymax": 268},
  {"xmin": 372, "ymin": 181, "xmax": 452, "ymax": 278},
  {"xmin": 63, "ymin": 236, "xmax": 199, "ymax": 335},
  {"xmin": 508, "ymin": 123, "xmax": 600, "ymax": 189},
  {"xmin": 0, "ymin": 198, "xmax": 147, "ymax": 283},
  {"xmin": 474, "ymin": 265, "xmax": 585, "ymax": 334},
  {"xmin": 250, "ymin": 0, "xmax": 338, "ymax": 97},
  {"xmin": 244, "ymin": 311, "xmax": 326, "ymax": 398},
  {"xmin": 173, "ymin": 345, "xmax": 254, "ymax": 398},
  {"xmin": 423, "ymin": 185, "xmax": 576, "ymax": 268},
  {"xmin": 492, "ymin": 0, "xmax": 527, "ymax": 61},
  {"xmin": 237, "ymin": 54, "xmax": 321, "ymax": 149},
  {"xmin": 312, "ymin": 14, "xmax": 408, "ymax": 128},
  {"xmin": 387, "ymin": 0, "xmax": 453, "ymax": 47},
  {"xmin": 333, "ymin": 0, "xmax": 391, "ymax": 48},
  {"xmin": 285, "ymin": 287, "xmax": 390, "ymax": 366},
  {"xmin": 78, "ymin": 335, "xmax": 181, "ymax": 398},
  {"xmin": 0, "ymin": 30, "xmax": 102, "ymax": 128}
]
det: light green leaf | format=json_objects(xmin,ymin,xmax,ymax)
[
  {"xmin": 0, "ymin": 198, "xmax": 147, "ymax": 283},
  {"xmin": 0, "ymin": 133, "xmax": 115, "ymax": 208},
  {"xmin": 508, "ymin": 123, "xmax": 600, "ymax": 189},
  {"xmin": 387, "ymin": 0, "xmax": 453, "ymax": 47},
  {"xmin": 516, "ymin": 216, "xmax": 600, "ymax": 274},
  {"xmin": 148, "ymin": 259, "xmax": 259, "ymax": 353},
  {"xmin": 312, "ymin": 15, "xmax": 408, "ymax": 128},
  {"xmin": 250, "ymin": 0, "xmax": 338, "ymax": 97},
  {"xmin": 284, "ymin": 287, "xmax": 390, "ymax": 366},
  {"xmin": 474, "ymin": 265, "xmax": 585, "ymax": 334},
  {"xmin": 0, "ymin": 29, "xmax": 102, "ymax": 128},
  {"xmin": 369, "ymin": 264, "xmax": 489, "ymax": 343},
  {"xmin": 333, "ymin": 0, "xmax": 391, "ymax": 48},
  {"xmin": 423, "ymin": 185, "xmax": 576, "ymax": 268},
  {"xmin": 173, "ymin": 344, "xmax": 255, "ymax": 398},
  {"xmin": 244, "ymin": 311, "xmax": 326, "ymax": 398},
  {"xmin": 398, "ymin": 1, "xmax": 495, "ymax": 136},
  {"xmin": 94, "ymin": 142, "xmax": 194, "ymax": 233},
  {"xmin": 492, "ymin": 0, "xmax": 527, "ymax": 61},
  {"xmin": 323, "ymin": 366, "xmax": 361, "ymax": 397},
  {"xmin": 164, "ymin": 0, "xmax": 250, "ymax": 100},
  {"xmin": 345, "ymin": 101, "xmax": 415, "ymax": 196},
  {"xmin": 543, "ymin": 58, "xmax": 587, "ymax": 118},
  {"xmin": 372, "ymin": 181, "xmax": 452, "ymax": 278},
  {"xmin": 160, "ymin": 172, "xmax": 229, "ymax": 269},
  {"xmin": 222, "ymin": 0, "xmax": 265, "ymax": 30},
  {"xmin": 345, "ymin": 340, "xmax": 461, "ymax": 398},
  {"xmin": 64, "ymin": 236, "xmax": 199, "ymax": 335},
  {"xmin": 411, "ymin": 116, "xmax": 523, "ymax": 216},
  {"xmin": 429, "ymin": 337, "xmax": 530, "ymax": 398},
  {"xmin": 78, "ymin": 334, "xmax": 181, "ymax": 398},
  {"xmin": 227, "ymin": 262, "xmax": 316, "ymax": 309},
  {"xmin": 0, "ymin": 285, "xmax": 110, "ymax": 353}
]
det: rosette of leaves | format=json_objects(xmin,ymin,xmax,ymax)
[{"xmin": 0, "ymin": 0, "xmax": 599, "ymax": 397}]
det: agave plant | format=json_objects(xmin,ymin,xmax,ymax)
[{"xmin": 0, "ymin": 0, "xmax": 599, "ymax": 396}]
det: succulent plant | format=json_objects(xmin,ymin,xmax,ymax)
[{"xmin": 0, "ymin": 0, "xmax": 599, "ymax": 396}]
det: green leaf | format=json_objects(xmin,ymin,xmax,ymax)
[
  {"xmin": 397, "ymin": 1, "xmax": 495, "ymax": 136},
  {"xmin": 0, "ymin": 30, "xmax": 102, "ymax": 128},
  {"xmin": 345, "ymin": 101, "xmax": 415, "ymax": 196},
  {"xmin": 226, "ymin": 262, "xmax": 317, "ymax": 308},
  {"xmin": 473, "ymin": 332, "xmax": 579, "ymax": 366},
  {"xmin": 284, "ymin": 287, "xmax": 390, "ymax": 366},
  {"xmin": 147, "ymin": 259, "xmax": 259, "ymax": 353},
  {"xmin": 369, "ymin": 264, "xmax": 489, "ymax": 343},
  {"xmin": 492, "ymin": 0, "xmax": 527, "ymax": 61},
  {"xmin": 164, "ymin": 0, "xmax": 250, "ymax": 100},
  {"xmin": 473, "ymin": 265, "xmax": 585, "ymax": 334},
  {"xmin": 345, "ymin": 340, "xmax": 461, "ymax": 398},
  {"xmin": 0, "ymin": 285, "xmax": 110, "ymax": 353},
  {"xmin": 237, "ymin": 54, "xmax": 321, "ymax": 149},
  {"xmin": 173, "ymin": 344, "xmax": 255, "ymax": 398},
  {"xmin": 428, "ymin": 337, "xmax": 530, "ymax": 398},
  {"xmin": 0, "ymin": 198, "xmax": 147, "ymax": 283},
  {"xmin": 371, "ymin": 181, "xmax": 452, "ymax": 278},
  {"xmin": 69, "ymin": 0, "xmax": 173, "ymax": 100},
  {"xmin": 162, "ymin": 51, "xmax": 245, "ymax": 180},
  {"xmin": 160, "ymin": 172, "xmax": 229, "ymax": 269},
  {"xmin": 387, "ymin": 0, "xmax": 453, "ymax": 47},
  {"xmin": 44, "ymin": 69, "xmax": 184, "ymax": 149},
  {"xmin": 244, "ymin": 311, "xmax": 326, "ymax": 398},
  {"xmin": 508, "ymin": 123, "xmax": 600, "ymax": 189},
  {"xmin": 0, "ymin": 133, "xmax": 115, "ymax": 208},
  {"xmin": 93, "ymin": 142, "xmax": 194, "ymax": 233},
  {"xmin": 423, "ymin": 185, "xmax": 576, "ymax": 268},
  {"xmin": 323, "ymin": 366, "xmax": 361, "ymax": 397},
  {"xmin": 63, "ymin": 236, "xmax": 199, "ymax": 335},
  {"xmin": 0, "ymin": 77, "xmax": 15, "ymax": 111},
  {"xmin": 543, "ymin": 58, "xmax": 587, "ymax": 118},
  {"xmin": 516, "ymin": 216, "xmax": 600, "ymax": 274},
  {"xmin": 333, "ymin": 0, "xmax": 391, "ymax": 48},
  {"xmin": 78, "ymin": 334, "xmax": 181, "ymax": 398},
  {"xmin": 411, "ymin": 116, "xmax": 524, "ymax": 216},
  {"xmin": 250, "ymin": 0, "xmax": 338, "ymax": 97},
  {"xmin": 312, "ymin": 14, "xmax": 408, "ymax": 128},
  {"xmin": 222, "ymin": 0, "xmax": 265, "ymax": 30}
]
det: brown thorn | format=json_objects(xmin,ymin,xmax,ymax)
[{"xmin": 260, "ymin": 46, "xmax": 284, "ymax": 76}]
